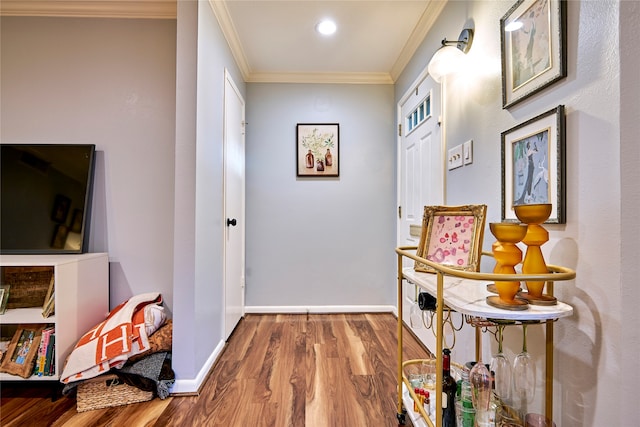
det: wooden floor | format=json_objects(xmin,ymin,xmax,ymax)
[{"xmin": 0, "ymin": 313, "xmax": 430, "ymax": 426}]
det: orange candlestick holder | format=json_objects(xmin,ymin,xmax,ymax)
[
  {"xmin": 486, "ymin": 222, "xmax": 528, "ymax": 311},
  {"xmin": 513, "ymin": 204, "xmax": 557, "ymax": 305}
]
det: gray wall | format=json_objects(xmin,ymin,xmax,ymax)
[
  {"xmin": 396, "ymin": 1, "xmax": 636, "ymax": 425},
  {"xmin": 0, "ymin": 1, "xmax": 247, "ymax": 391},
  {"xmin": 245, "ymin": 83, "xmax": 396, "ymax": 309},
  {"xmin": 619, "ymin": 0, "xmax": 640, "ymax": 419},
  {"xmin": 0, "ymin": 17, "xmax": 177, "ymax": 311}
]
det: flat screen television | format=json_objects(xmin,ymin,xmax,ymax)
[{"xmin": 1, "ymin": 144, "xmax": 96, "ymax": 254}]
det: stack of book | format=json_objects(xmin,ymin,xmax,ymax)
[{"xmin": 33, "ymin": 326, "xmax": 55, "ymax": 376}]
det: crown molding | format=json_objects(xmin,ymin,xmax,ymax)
[
  {"xmin": 0, "ymin": 0, "xmax": 176, "ymax": 19},
  {"xmin": 246, "ymin": 71, "xmax": 394, "ymax": 85},
  {"xmin": 208, "ymin": 0, "xmax": 251, "ymax": 81},
  {"xmin": 389, "ymin": 0, "xmax": 447, "ymax": 81}
]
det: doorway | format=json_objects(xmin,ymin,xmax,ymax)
[
  {"xmin": 397, "ymin": 70, "xmax": 444, "ymax": 253},
  {"xmin": 397, "ymin": 69, "xmax": 444, "ymax": 345},
  {"xmin": 223, "ymin": 70, "xmax": 246, "ymax": 340}
]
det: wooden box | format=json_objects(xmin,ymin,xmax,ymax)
[{"xmin": 1, "ymin": 267, "xmax": 53, "ymax": 309}]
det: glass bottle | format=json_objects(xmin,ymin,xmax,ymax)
[
  {"xmin": 325, "ymin": 148, "xmax": 333, "ymax": 166},
  {"xmin": 316, "ymin": 159, "xmax": 325, "ymax": 171},
  {"xmin": 414, "ymin": 387, "xmax": 422, "ymax": 413},
  {"xmin": 305, "ymin": 150, "xmax": 314, "ymax": 168},
  {"xmin": 442, "ymin": 348, "xmax": 458, "ymax": 427},
  {"xmin": 458, "ymin": 363, "xmax": 475, "ymax": 427},
  {"xmin": 423, "ymin": 389, "xmax": 431, "ymax": 418}
]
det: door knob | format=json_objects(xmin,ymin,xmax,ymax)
[{"xmin": 227, "ymin": 218, "xmax": 237, "ymax": 227}]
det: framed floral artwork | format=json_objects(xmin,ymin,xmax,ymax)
[
  {"xmin": 414, "ymin": 205, "xmax": 487, "ymax": 273},
  {"xmin": 296, "ymin": 123, "xmax": 339, "ymax": 177},
  {"xmin": 500, "ymin": 0, "xmax": 567, "ymax": 108},
  {"xmin": 501, "ymin": 105, "xmax": 566, "ymax": 224}
]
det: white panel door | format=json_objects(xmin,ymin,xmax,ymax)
[
  {"xmin": 397, "ymin": 72, "xmax": 444, "ymax": 349},
  {"xmin": 224, "ymin": 70, "xmax": 245, "ymax": 340},
  {"xmin": 397, "ymin": 73, "xmax": 444, "ymax": 257}
]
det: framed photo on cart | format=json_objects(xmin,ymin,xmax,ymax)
[
  {"xmin": 414, "ymin": 204, "xmax": 488, "ymax": 274},
  {"xmin": 501, "ymin": 105, "xmax": 566, "ymax": 224},
  {"xmin": 500, "ymin": 0, "xmax": 567, "ymax": 108},
  {"xmin": 296, "ymin": 123, "xmax": 339, "ymax": 177}
]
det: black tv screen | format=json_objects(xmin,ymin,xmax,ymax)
[{"xmin": 1, "ymin": 144, "xmax": 96, "ymax": 254}]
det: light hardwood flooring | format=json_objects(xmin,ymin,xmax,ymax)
[{"xmin": 0, "ymin": 313, "xmax": 430, "ymax": 426}]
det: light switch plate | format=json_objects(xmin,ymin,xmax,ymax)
[
  {"xmin": 463, "ymin": 140, "xmax": 473, "ymax": 165},
  {"xmin": 448, "ymin": 145, "xmax": 463, "ymax": 170}
]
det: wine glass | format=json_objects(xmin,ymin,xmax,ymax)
[
  {"xmin": 409, "ymin": 298, "xmax": 423, "ymax": 329},
  {"xmin": 490, "ymin": 324, "xmax": 512, "ymax": 405},
  {"xmin": 421, "ymin": 358, "xmax": 435, "ymax": 389},
  {"xmin": 470, "ymin": 327, "xmax": 492, "ymax": 420},
  {"xmin": 512, "ymin": 323, "xmax": 536, "ymax": 417}
]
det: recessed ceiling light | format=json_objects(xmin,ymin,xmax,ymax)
[{"xmin": 316, "ymin": 19, "xmax": 337, "ymax": 36}]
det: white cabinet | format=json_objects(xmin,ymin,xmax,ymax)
[{"xmin": 0, "ymin": 253, "xmax": 109, "ymax": 381}]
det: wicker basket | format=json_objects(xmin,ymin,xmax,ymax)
[{"xmin": 76, "ymin": 374, "xmax": 154, "ymax": 412}]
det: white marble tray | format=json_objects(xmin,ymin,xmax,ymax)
[{"xmin": 402, "ymin": 268, "xmax": 573, "ymax": 321}]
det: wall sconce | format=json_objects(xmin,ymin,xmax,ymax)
[{"xmin": 427, "ymin": 28, "xmax": 474, "ymax": 83}]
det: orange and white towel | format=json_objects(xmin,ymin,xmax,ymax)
[{"xmin": 60, "ymin": 292, "xmax": 162, "ymax": 384}]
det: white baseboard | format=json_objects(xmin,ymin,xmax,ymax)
[
  {"xmin": 169, "ymin": 339, "xmax": 225, "ymax": 395},
  {"xmin": 245, "ymin": 305, "xmax": 397, "ymax": 315}
]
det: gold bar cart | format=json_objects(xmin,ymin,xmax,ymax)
[{"xmin": 396, "ymin": 247, "xmax": 576, "ymax": 427}]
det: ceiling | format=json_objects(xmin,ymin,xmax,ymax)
[
  {"xmin": 212, "ymin": 0, "xmax": 446, "ymax": 84},
  {"xmin": 0, "ymin": 0, "xmax": 446, "ymax": 84}
]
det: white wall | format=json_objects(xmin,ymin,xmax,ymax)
[
  {"xmin": 396, "ymin": 1, "xmax": 634, "ymax": 425},
  {"xmin": 244, "ymin": 83, "xmax": 397, "ymax": 310},
  {"xmin": 172, "ymin": 0, "xmax": 246, "ymax": 388},
  {"xmin": 0, "ymin": 16, "xmax": 177, "ymax": 312}
]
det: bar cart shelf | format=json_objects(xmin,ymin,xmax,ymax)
[{"xmin": 395, "ymin": 247, "xmax": 576, "ymax": 427}]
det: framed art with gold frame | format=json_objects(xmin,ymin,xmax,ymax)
[{"xmin": 414, "ymin": 205, "xmax": 487, "ymax": 273}]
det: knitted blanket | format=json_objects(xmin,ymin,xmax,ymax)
[
  {"xmin": 119, "ymin": 351, "xmax": 174, "ymax": 399},
  {"xmin": 60, "ymin": 292, "xmax": 161, "ymax": 384}
]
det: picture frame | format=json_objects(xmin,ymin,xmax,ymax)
[
  {"xmin": 51, "ymin": 194, "xmax": 71, "ymax": 223},
  {"xmin": 0, "ymin": 325, "xmax": 44, "ymax": 378},
  {"xmin": 42, "ymin": 275, "xmax": 55, "ymax": 318},
  {"xmin": 414, "ymin": 205, "xmax": 488, "ymax": 274},
  {"xmin": 0, "ymin": 285, "xmax": 9, "ymax": 314},
  {"xmin": 500, "ymin": 0, "xmax": 567, "ymax": 109},
  {"xmin": 70, "ymin": 209, "xmax": 83, "ymax": 233},
  {"xmin": 296, "ymin": 123, "xmax": 339, "ymax": 177},
  {"xmin": 51, "ymin": 224, "xmax": 69, "ymax": 249},
  {"xmin": 501, "ymin": 105, "xmax": 566, "ymax": 224}
]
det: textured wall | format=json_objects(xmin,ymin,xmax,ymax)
[{"xmin": 395, "ymin": 1, "xmax": 628, "ymax": 425}]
